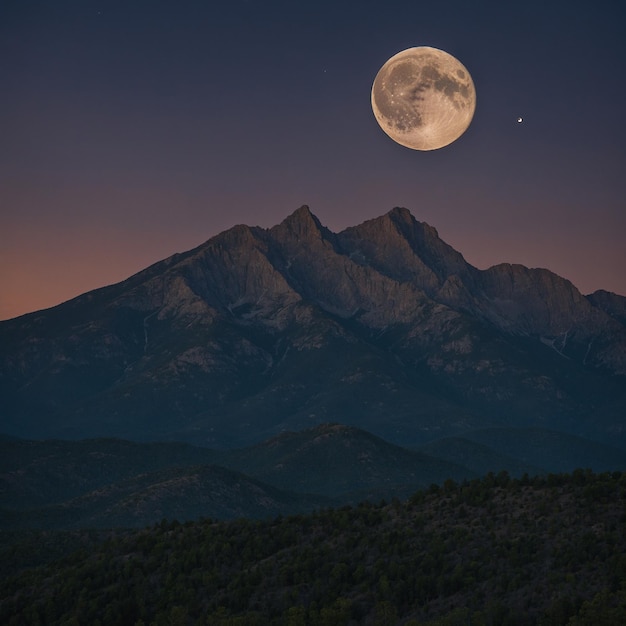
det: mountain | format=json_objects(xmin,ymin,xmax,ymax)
[
  {"xmin": 0, "ymin": 425, "xmax": 474, "ymax": 529},
  {"xmin": 587, "ymin": 289, "xmax": 626, "ymax": 326},
  {"xmin": 459, "ymin": 427, "xmax": 626, "ymax": 474},
  {"xmin": 3, "ymin": 424, "xmax": 623, "ymax": 530},
  {"xmin": 416, "ymin": 437, "xmax": 544, "ymax": 478},
  {"xmin": 416, "ymin": 428, "xmax": 626, "ymax": 477},
  {"xmin": 218, "ymin": 423, "xmax": 475, "ymax": 499},
  {"xmin": 2, "ymin": 464, "xmax": 331, "ymax": 530},
  {"xmin": 0, "ymin": 437, "xmax": 219, "ymax": 511},
  {"xmin": 2, "ymin": 206, "xmax": 625, "ymax": 451}
]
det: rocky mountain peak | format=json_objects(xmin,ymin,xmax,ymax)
[
  {"xmin": 1, "ymin": 205, "xmax": 625, "ymax": 449},
  {"xmin": 271, "ymin": 205, "xmax": 328, "ymax": 242},
  {"xmin": 386, "ymin": 206, "xmax": 415, "ymax": 225},
  {"xmin": 337, "ymin": 207, "xmax": 471, "ymax": 295},
  {"xmin": 479, "ymin": 264, "xmax": 596, "ymax": 334},
  {"xmin": 587, "ymin": 290, "xmax": 626, "ymax": 327},
  {"xmin": 208, "ymin": 222, "xmax": 258, "ymax": 248},
  {"xmin": 384, "ymin": 207, "xmax": 441, "ymax": 246}
]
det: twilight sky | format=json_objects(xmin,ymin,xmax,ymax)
[{"xmin": 1, "ymin": 0, "xmax": 625, "ymax": 320}]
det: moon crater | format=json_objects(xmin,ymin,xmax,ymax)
[{"xmin": 371, "ymin": 47, "xmax": 476, "ymax": 150}]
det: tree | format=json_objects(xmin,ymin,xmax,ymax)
[{"xmin": 373, "ymin": 600, "xmax": 398, "ymax": 626}]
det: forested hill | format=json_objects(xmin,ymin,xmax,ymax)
[{"xmin": 2, "ymin": 470, "xmax": 625, "ymax": 625}]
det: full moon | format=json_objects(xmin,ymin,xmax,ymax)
[{"xmin": 371, "ymin": 46, "xmax": 476, "ymax": 151}]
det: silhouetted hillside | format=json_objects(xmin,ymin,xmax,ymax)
[
  {"xmin": 218, "ymin": 423, "xmax": 474, "ymax": 499},
  {"xmin": 2, "ymin": 426, "xmax": 624, "ymax": 530}
]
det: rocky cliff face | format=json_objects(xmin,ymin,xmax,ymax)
[{"xmin": 1, "ymin": 206, "xmax": 625, "ymax": 448}]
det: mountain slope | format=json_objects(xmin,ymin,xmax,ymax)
[
  {"xmin": 460, "ymin": 428, "xmax": 626, "ymax": 474},
  {"xmin": 3, "ymin": 424, "xmax": 622, "ymax": 531},
  {"xmin": 0, "ymin": 438, "xmax": 219, "ymax": 511},
  {"xmin": 0, "ymin": 426, "xmax": 475, "ymax": 529},
  {"xmin": 218, "ymin": 423, "xmax": 475, "ymax": 498},
  {"xmin": 416, "ymin": 429, "xmax": 626, "ymax": 477},
  {"xmin": 416, "ymin": 437, "xmax": 544, "ymax": 478},
  {"xmin": 1, "ymin": 206, "xmax": 625, "ymax": 449},
  {"xmin": 2, "ymin": 464, "xmax": 332, "ymax": 530}
]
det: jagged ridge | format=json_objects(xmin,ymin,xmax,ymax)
[{"xmin": 1, "ymin": 206, "xmax": 625, "ymax": 450}]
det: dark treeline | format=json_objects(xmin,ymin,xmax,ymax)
[{"xmin": 1, "ymin": 470, "xmax": 625, "ymax": 625}]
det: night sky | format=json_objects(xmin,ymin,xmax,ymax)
[{"xmin": 2, "ymin": 0, "xmax": 624, "ymax": 320}]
